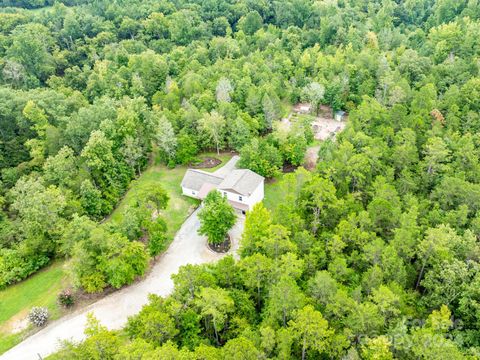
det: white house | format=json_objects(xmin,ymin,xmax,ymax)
[{"xmin": 181, "ymin": 167, "xmax": 264, "ymax": 214}]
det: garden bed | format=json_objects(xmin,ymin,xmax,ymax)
[
  {"xmin": 191, "ymin": 157, "xmax": 222, "ymax": 169},
  {"xmin": 207, "ymin": 234, "xmax": 231, "ymax": 253}
]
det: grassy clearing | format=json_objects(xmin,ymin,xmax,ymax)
[
  {"xmin": 0, "ymin": 333, "xmax": 20, "ymax": 355},
  {"xmin": 263, "ymin": 174, "xmax": 284, "ymax": 212},
  {"xmin": 0, "ymin": 261, "xmax": 67, "ymax": 353},
  {"xmin": 0, "ymin": 262, "xmax": 66, "ymax": 324},
  {"xmin": 109, "ymin": 164, "xmax": 199, "ymax": 240}
]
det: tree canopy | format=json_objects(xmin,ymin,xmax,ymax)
[{"xmin": 3, "ymin": 0, "xmax": 480, "ymax": 358}]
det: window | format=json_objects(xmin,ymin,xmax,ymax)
[
  {"xmin": 239, "ymin": 196, "xmax": 243, "ymax": 202},
  {"xmin": 192, "ymin": 191, "xmax": 196, "ymax": 195},
  {"xmin": 223, "ymin": 192, "xmax": 227, "ymax": 197}
]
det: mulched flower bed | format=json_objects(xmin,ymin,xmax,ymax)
[
  {"xmin": 208, "ymin": 234, "xmax": 231, "ymax": 253},
  {"xmin": 191, "ymin": 157, "xmax": 222, "ymax": 169}
]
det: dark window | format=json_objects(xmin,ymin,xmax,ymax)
[{"xmin": 239, "ymin": 196, "xmax": 243, "ymax": 201}]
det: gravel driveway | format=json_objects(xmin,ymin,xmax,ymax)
[{"xmin": 1, "ymin": 210, "xmax": 245, "ymax": 360}]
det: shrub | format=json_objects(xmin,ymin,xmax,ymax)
[
  {"xmin": 58, "ymin": 289, "xmax": 75, "ymax": 307},
  {"xmin": 147, "ymin": 217, "xmax": 168, "ymax": 257},
  {"xmin": 167, "ymin": 159, "xmax": 176, "ymax": 169},
  {"xmin": 0, "ymin": 248, "xmax": 50, "ymax": 289},
  {"xmin": 28, "ymin": 307, "xmax": 49, "ymax": 327}
]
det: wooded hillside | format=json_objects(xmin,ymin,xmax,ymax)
[{"xmin": 2, "ymin": 0, "xmax": 480, "ymax": 358}]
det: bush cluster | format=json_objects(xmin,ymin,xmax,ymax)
[
  {"xmin": 28, "ymin": 307, "xmax": 49, "ymax": 327},
  {"xmin": 57, "ymin": 289, "xmax": 75, "ymax": 307}
]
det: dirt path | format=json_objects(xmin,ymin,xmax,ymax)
[
  {"xmin": 1, "ymin": 210, "xmax": 245, "ymax": 360},
  {"xmin": 304, "ymin": 145, "xmax": 320, "ymax": 171}
]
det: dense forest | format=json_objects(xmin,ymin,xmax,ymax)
[{"xmin": 2, "ymin": 0, "xmax": 480, "ymax": 358}]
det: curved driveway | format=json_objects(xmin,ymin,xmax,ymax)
[{"xmin": 1, "ymin": 210, "xmax": 244, "ymax": 360}]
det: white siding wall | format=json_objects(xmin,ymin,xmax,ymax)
[
  {"xmin": 219, "ymin": 180, "xmax": 264, "ymax": 210},
  {"xmin": 220, "ymin": 189, "xmax": 245, "ymax": 205},
  {"xmin": 183, "ymin": 181, "xmax": 264, "ymax": 211},
  {"xmin": 182, "ymin": 187, "xmax": 199, "ymax": 198},
  {"xmin": 245, "ymin": 179, "xmax": 264, "ymax": 209}
]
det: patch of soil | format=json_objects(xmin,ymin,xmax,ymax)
[
  {"xmin": 312, "ymin": 116, "xmax": 346, "ymax": 141},
  {"xmin": 282, "ymin": 163, "xmax": 298, "ymax": 173},
  {"xmin": 304, "ymin": 146, "xmax": 320, "ymax": 171},
  {"xmin": 1, "ymin": 309, "xmax": 29, "ymax": 334},
  {"xmin": 208, "ymin": 234, "xmax": 231, "ymax": 253},
  {"xmin": 73, "ymin": 287, "xmax": 118, "ymax": 307},
  {"xmin": 317, "ymin": 105, "xmax": 333, "ymax": 117},
  {"xmin": 265, "ymin": 177, "xmax": 279, "ymax": 184},
  {"xmin": 191, "ymin": 157, "xmax": 221, "ymax": 169}
]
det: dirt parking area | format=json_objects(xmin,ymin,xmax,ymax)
[
  {"xmin": 312, "ymin": 117, "xmax": 346, "ymax": 140},
  {"xmin": 281, "ymin": 104, "xmax": 347, "ymax": 141},
  {"xmin": 311, "ymin": 105, "xmax": 346, "ymax": 141}
]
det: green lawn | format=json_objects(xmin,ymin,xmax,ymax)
[
  {"xmin": 0, "ymin": 261, "xmax": 67, "ymax": 353},
  {"xmin": 109, "ymin": 164, "xmax": 199, "ymax": 241},
  {"xmin": 263, "ymin": 174, "xmax": 284, "ymax": 212}
]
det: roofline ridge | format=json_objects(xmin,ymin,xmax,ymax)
[
  {"xmin": 187, "ymin": 168, "xmax": 224, "ymax": 179},
  {"xmin": 233, "ymin": 168, "xmax": 265, "ymax": 180}
]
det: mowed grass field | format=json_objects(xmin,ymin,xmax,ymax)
[
  {"xmin": 109, "ymin": 164, "xmax": 199, "ymax": 241},
  {"xmin": 0, "ymin": 262, "xmax": 67, "ymax": 353},
  {"xmin": 0, "ymin": 152, "xmax": 234, "ymax": 354}
]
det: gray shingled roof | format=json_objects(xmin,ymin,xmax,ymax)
[
  {"xmin": 218, "ymin": 169, "xmax": 264, "ymax": 196},
  {"xmin": 181, "ymin": 169, "xmax": 223, "ymax": 191}
]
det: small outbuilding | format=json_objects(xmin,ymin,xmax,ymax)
[{"xmin": 334, "ymin": 110, "xmax": 346, "ymax": 122}]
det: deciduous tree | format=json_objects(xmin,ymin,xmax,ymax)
[{"xmin": 198, "ymin": 191, "xmax": 235, "ymax": 245}]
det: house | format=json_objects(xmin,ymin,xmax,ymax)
[
  {"xmin": 334, "ymin": 110, "xmax": 346, "ymax": 122},
  {"xmin": 181, "ymin": 167, "xmax": 264, "ymax": 214}
]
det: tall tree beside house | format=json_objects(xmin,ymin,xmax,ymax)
[
  {"xmin": 154, "ymin": 114, "xmax": 177, "ymax": 164},
  {"xmin": 198, "ymin": 111, "xmax": 226, "ymax": 155},
  {"xmin": 198, "ymin": 191, "xmax": 235, "ymax": 245},
  {"xmin": 142, "ymin": 184, "xmax": 169, "ymax": 215}
]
